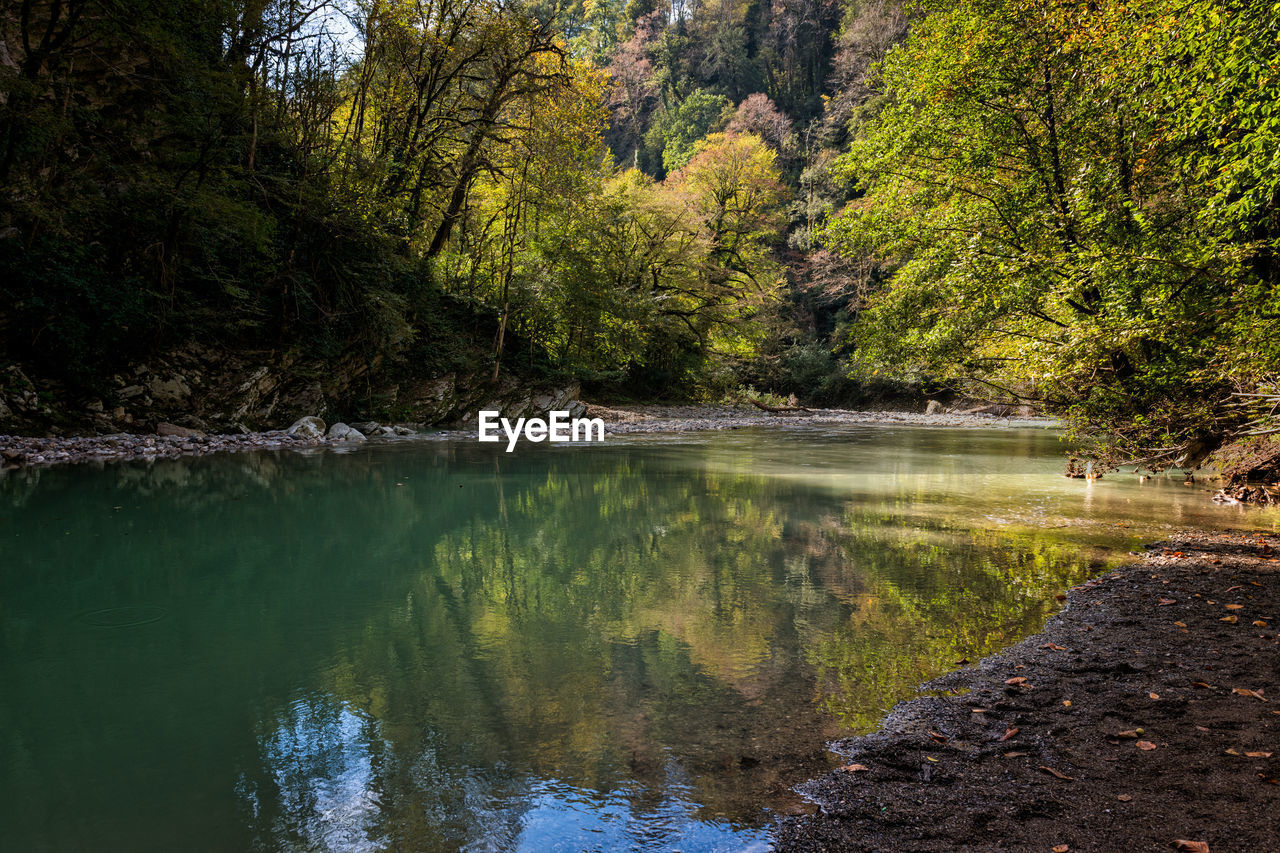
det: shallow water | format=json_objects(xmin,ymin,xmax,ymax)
[{"xmin": 1, "ymin": 425, "xmax": 1275, "ymax": 851}]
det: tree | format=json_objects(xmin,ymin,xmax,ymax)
[
  {"xmin": 824, "ymin": 0, "xmax": 1280, "ymax": 464},
  {"xmin": 647, "ymin": 87, "xmax": 733, "ymax": 174},
  {"xmin": 727, "ymin": 93, "xmax": 792, "ymax": 151},
  {"xmin": 664, "ymin": 131, "xmax": 788, "ymax": 357}
]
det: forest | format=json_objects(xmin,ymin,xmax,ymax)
[{"xmin": 1, "ymin": 0, "xmax": 1277, "ymax": 461}]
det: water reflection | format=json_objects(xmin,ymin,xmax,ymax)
[
  {"xmin": 253, "ymin": 700, "xmax": 386, "ymax": 852},
  {"xmin": 1, "ymin": 426, "xmax": 1276, "ymax": 851},
  {"xmin": 247, "ymin": 691, "xmax": 774, "ymax": 853}
]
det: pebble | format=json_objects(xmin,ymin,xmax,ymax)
[{"xmin": 0, "ymin": 430, "xmax": 333, "ymax": 469}]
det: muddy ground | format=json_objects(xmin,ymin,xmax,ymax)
[{"xmin": 776, "ymin": 531, "xmax": 1280, "ymax": 852}]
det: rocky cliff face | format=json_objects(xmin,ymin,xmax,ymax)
[{"xmin": 0, "ymin": 346, "xmax": 583, "ymax": 436}]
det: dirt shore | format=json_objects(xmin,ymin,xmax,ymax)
[{"xmin": 775, "ymin": 531, "xmax": 1280, "ymax": 853}]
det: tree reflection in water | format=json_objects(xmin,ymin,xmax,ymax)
[{"xmin": 4, "ymin": 427, "xmax": 1269, "ymax": 850}]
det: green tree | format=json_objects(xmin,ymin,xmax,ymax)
[
  {"xmin": 824, "ymin": 0, "xmax": 1280, "ymax": 463},
  {"xmin": 648, "ymin": 88, "xmax": 734, "ymax": 174}
]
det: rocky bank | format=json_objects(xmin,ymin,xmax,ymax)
[{"xmin": 0, "ymin": 345, "xmax": 585, "ymax": 436}]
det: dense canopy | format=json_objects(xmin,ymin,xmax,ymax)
[{"xmin": 1, "ymin": 0, "xmax": 1276, "ymax": 455}]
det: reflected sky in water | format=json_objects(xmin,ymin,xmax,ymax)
[{"xmin": 1, "ymin": 425, "xmax": 1275, "ymax": 851}]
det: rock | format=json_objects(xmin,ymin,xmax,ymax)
[
  {"xmin": 0, "ymin": 398, "xmax": 10, "ymax": 420},
  {"xmin": 350, "ymin": 422, "xmax": 380, "ymax": 434},
  {"xmin": 327, "ymin": 422, "xmax": 366, "ymax": 442},
  {"xmin": 86, "ymin": 400, "xmax": 104, "ymax": 413},
  {"xmin": 148, "ymin": 375, "xmax": 192, "ymax": 405},
  {"xmin": 392, "ymin": 425, "xmax": 415, "ymax": 436},
  {"xmin": 287, "ymin": 416, "xmax": 326, "ymax": 438},
  {"xmin": 1174, "ymin": 435, "xmax": 1221, "ymax": 470},
  {"xmin": 567, "ymin": 400, "xmax": 588, "ymax": 419},
  {"xmin": 157, "ymin": 422, "xmax": 205, "ymax": 438},
  {"xmin": 118, "ymin": 385, "xmax": 145, "ymax": 400},
  {"xmin": 925, "ymin": 399, "xmax": 945, "ymax": 414},
  {"xmin": 373, "ymin": 425, "xmax": 397, "ymax": 436}
]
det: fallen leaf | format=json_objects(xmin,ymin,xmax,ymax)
[
  {"xmin": 1117, "ymin": 793, "xmax": 1132, "ymax": 802},
  {"xmin": 1174, "ymin": 621, "xmax": 1188, "ymax": 628},
  {"xmin": 1173, "ymin": 841, "xmax": 1209, "ymax": 853},
  {"xmin": 1158, "ymin": 598, "xmax": 1177, "ymax": 606},
  {"xmin": 1002, "ymin": 751, "xmax": 1028, "ymax": 758},
  {"xmin": 925, "ymin": 756, "xmax": 938, "ymax": 762},
  {"xmin": 1225, "ymin": 748, "xmax": 1242, "ymax": 756},
  {"xmin": 1224, "ymin": 603, "xmax": 1244, "ymax": 610},
  {"xmin": 1117, "ymin": 729, "xmax": 1143, "ymax": 738},
  {"xmin": 1232, "ymin": 688, "xmax": 1267, "ymax": 701},
  {"xmin": 1220, "ymin": 615, "xmax": 1238, "ymax": 623},
  {"xmin": 954, "ymin": 657, "xmax": 969, "ymax": 665},
  {"xmin": 1136, "ymin": 741, "xmax": 1158, "ymax": 751},
  {"xmin": 1052, "ymin": 846, "xmax": 1069, "ymax": 853},
  {"xmin": 1192, "ymin": 681, "xmax": 1214, "ymax": 689},
  {"xmin": 1005, "ymin": 676, "xmax": 1029, "ymax": 686},
  {"xmin": 1254, "ymin": 620, "xmax": 1269, "ymax": 627},
  {"xmin": 1062, "ymin": 700, "xmax": 1072, "ymax": 707},
  {"xmin": 1195, "ymin": 726, "xmax": 1210, "ymax": 732},
  {"xmin": 1245, "ymin": 751, "xmax": 1273, "ymax": 758},
  {"xmin": 1054, "ymin": 594, "xmax": 1066, "ymax": 601},
  {"xmin": 1039, "ymin": 765, "xmax": 1074, "ymax": 780},
  {"xmin": 1149, "ymin": 692, "xmax": 1160, "ymax": 700},
  {"xmin": 1225, "ymin": 585, "xmax": 1244, "ymax": 592},
  {"xmin": 929, "ymin": 731, "xmax": 949, "ymax": 743},
  {"xmin": 971, "ymin": 708, "xmax": 989, "ymax": 714},
  {"xmin": 1000, "ymin": 727, "xmax": 1020, "ymax": 741},
  {"xmin": 840, "ymin": 763, "xmax": 869, "ymax": 772},
  {"xmin": 1039, "ymin": 642, "xmax": 1067, "ymax": 651}
]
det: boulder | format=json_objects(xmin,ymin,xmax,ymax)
[
  {"xmin": 925, "ymin": 399, "xmax": 945, "ymax": 415},
  {"xmin": 327, "ymin": 422, "xmax": 366, "ymax": 442},
  {"xmin": 350, "ymin": 422, "xmax": 380, "ymax": 434},
  {"xmin": 157, "ymin": 422, "xmax": 205, "ymax": 438},
  {"xmin": 287, "ymin": 416, "xmax": 326, "ymax": 438},
  {"xmin": 373, "ymin": 425, "xmax": 397, "ymax": 436},
  {"xmin": 392, "ymin": 425, "xmax": 415, "ymax": 436},
  {"xmin": 148, "ymin": 375, "xmax": 192, "ymax": 405}
]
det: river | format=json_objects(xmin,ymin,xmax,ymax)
[{"xmin": 2, "ymin": 424, "xmax": 1275, "ymax": 851}]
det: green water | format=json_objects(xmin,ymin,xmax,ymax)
[{"xmin": 2, "ymin": 425, "xmax": 1276, "ymax": 852}]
